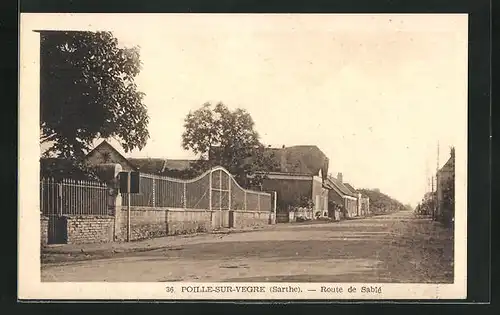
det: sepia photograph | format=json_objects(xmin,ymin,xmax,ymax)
[{"xmin": 19, "ymin": 13, "xmax": 467, "ymax": 300}]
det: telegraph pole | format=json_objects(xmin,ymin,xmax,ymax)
[{"xmin": 435, "ymin": 141, "xmax": 440, "ymax": 220}]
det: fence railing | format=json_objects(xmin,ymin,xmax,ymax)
[
  {"xmin": 40, "ymin": 177, "xmax": 109, "ymax": 216},
  {"xmin": 122, "ymin": 166, "xmax": 272, "ymax": 212}
]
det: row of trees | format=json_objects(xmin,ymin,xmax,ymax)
[{"xmin": 357, "ymin": 188, "xmax": 407, "ymax": 215}]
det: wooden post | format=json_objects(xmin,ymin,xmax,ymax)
[
  {"xmin": 57, "ymin": 182, "xmax": 63, "ymax": 216},
  {"xmin": 274, "ymin": 191, "xmax": 277, "ymax": 214},
  {"xmin": 152, "ymin": 177, "xmax": 156, "ymax": 208},
  {"xmin": 209, "ymin": 171, "xmax": 212, "ymax": 211},
  {"xmin": 183, "ymin": 182, "xmax": 187, "ymax": 209},
  {"xmin": 244, "ymin": 191, "xmax": 247, "ymax": 211},
  {"xmin": 228, "ymin": 175, "xmax": 231, "ymax": 210},
  {"xmin": 219, "ymin": 171, "xmax": 222, "ymax": 227},
  {"xmin": 127, "ymin": 173, "xmax": 131, "ymax": 242}
]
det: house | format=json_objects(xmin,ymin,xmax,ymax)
[
  {"xmin": 83, "ymin": 140, "xmax": 198, "ymax": 178},
  {"xmin": 324, "ymin": 173, "xmax": 358, "ymax": 218},
  {"xmin": 84, "ymin": 140, "xmax": 137, "ymax": 171},
  {"xmin": 245, "ymin": 145, "xmax": 330, "ymax": 219},
  {"xmin": 436, "ymin": 148, "xmax": 455, "ymax": 223}
]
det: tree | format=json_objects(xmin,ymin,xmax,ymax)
[
  {"xmin": 358, "ymin": 188, "xmax": 407, "ymax": 215},
  {"xmin": 40, "ymin": 31, "xmax": 149, "ymax": 160},
  {"xmin": 181, "ymin": 102, "xmax": 277, "ymax": 187}
]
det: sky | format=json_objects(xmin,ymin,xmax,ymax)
[{"xmin": 30, "ymin": 14, "xmax": 468, "ymax": 207}]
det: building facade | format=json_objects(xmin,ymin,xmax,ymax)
[
  {"xmin": 324, "ymin": 173, "xmax": 358, "ymax": 218},
  {"xmin": 436, "ymin": 148, "xmax": 455, "ymax": 223}
]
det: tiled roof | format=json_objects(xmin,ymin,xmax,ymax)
[
  {"xmin": 343, "ymin": 183, "xmax": 358, "ymax": 195},
  {"xmin": 209, "ymin": 144, "xmax": 329, "ymax": 179},
  {"xmin": 266, "ymin": 145, "xmax": 329, "ymax": 178},
  {"xmin": 325, "ymin": 176, "xmax": 357, "ymax": 197}
]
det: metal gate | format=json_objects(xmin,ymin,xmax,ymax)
[{"xmin": 40, "ymin": 179, "xmax": 67, "ymax": 244}]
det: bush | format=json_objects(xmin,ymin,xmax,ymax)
[
  {"xmin": 296, "ymin": 216, "xmax": 311, "ymax": 222},
  {"xmin": 316, "ymin": 217, "xmax": 332, "ymax": 222}
]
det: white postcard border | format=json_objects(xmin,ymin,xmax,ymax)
[{"xmin": 18, "ymin": 13, "xmax": 468, "ymax": 300}]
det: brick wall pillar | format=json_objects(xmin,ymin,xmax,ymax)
[
  {"xmin": 111, "ymin": 189, "xmax": 123, "ymax": 241},
  {"xmin": 102, "ymin": 176, "xmax": 123, "ymax": 241},
  {"xmin": 93, "ymin": 163, "xmax": 123, "ymax": 242}
]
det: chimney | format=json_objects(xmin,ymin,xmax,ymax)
[{"xmin": 337, "ymin": 172, "xmax": 343, "ymax": 183}]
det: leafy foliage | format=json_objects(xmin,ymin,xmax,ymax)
[
  {"xmin": 291, "ymin": 196, "xmax": 314, "ymax": 209},
  {"xmin": 403, "ymin": 203, "xmax": 414, "ymax": 211},
  {"xmin": 181, "ymin": 102, "xmax": 278, "ymax": 187},
  {"xmin": 40, "ymin": 158, "xmax": 100, "ymax": 181},
  {"xmin": 40, "ymin": 31, "xmax": 149, "ymax": 160},
  {"xmin": 357, "ymin": 188, "xmax": 406, "ymax": 214}
]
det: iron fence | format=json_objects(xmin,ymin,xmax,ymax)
[
  {"xmin": 40, "ymin": 177, "xmax": 109, "ymax": 216},
  {"xmin": 122, "ymin": 166, "xmax": 272, "ymax": 212}
]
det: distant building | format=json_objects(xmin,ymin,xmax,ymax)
[
  {"xmin": 84, "ymin": 140, "xmax": 137, "ymax": 171},
  {"xmin": 244, "ymin": 145, "xmax": 330, "ymax": 219},
  {"xmin": 84, "ymin": 140, "xmax": 198, "ymax": 178},
  {"xmin": 344, "ymin": 182, "xmax": 370, "ymax": 216},
  {"xmin": 324, "ymin": 173, "xmax": 358, "ymax": 218},
  {"xmin": 436, "ymin": 148, "xmax": 455, "ymax": 223}
]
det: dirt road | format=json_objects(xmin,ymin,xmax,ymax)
[{"xmin": 41, "ymin": 211, "xmax": 454, "ymax": 283}]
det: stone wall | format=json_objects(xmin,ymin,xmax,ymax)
[
  {"xmin": 118, "ymin": 207, "xmax": 167, "ymax": 241},
  {"xmin": 65, "ymin": 215, "xmax": 114, "ymax": 244},
  {"xmin": 41, "ymin": 205, "xmax": 272, "ymax": 245},
  {"xmin": 40, "ymin": 215, "xmax": 48, "ymax": 246},
  {"xmin": 269, "ymin": 212, "xmax": 276, "ymax": 225},
  {"xmin": 232, "ymin": 210, "xmax": 270, "ymax": 229},
  {"xmin": 276, "ymin": 212, "xmax": 294, "ymax": 223},
  {"xmin": 118, "ymin": 207, "xmax": 214, "ymax": 241},
  {"xmin": 167, "ymin": 209, "xmax": 212, "ymax": 236}
]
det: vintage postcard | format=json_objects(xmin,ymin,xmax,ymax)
[{"xmin": 19, "ymin": 13, "xmax": 468, "ymax": 300}]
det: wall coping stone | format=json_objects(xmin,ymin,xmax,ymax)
[
  {"xmin": 64, "ymin": 215, "xmax": 114, "ymax": 219},
  {"xmin": 120, "ymin": 207, "xmax": 216, "ymax": 213}
]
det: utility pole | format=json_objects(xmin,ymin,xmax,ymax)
[
  {"xmin": 425, "ymin": 161, "xmax": 430, "ymax": 193},
  {"xmin": 437, "ymin": 141, "xmax": 440, "ymax": 175},
  {"xmin": 435, "ymin": 141, "xmax": 440, "ymax": 221}
]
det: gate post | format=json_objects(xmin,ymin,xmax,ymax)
[
  {"xmin": 273, "ymin": 191, "xmax": 277, "ymax": 224},
  {"xmin": 209, "ymin": 170, "xmax": 212, "ymax": 212},
  {"xmin": 152, "ymin": 177, "xmax": 156, "ymax": 208},
  {"xmin": 183, "ymin": 182, "xmax": 187, "ymax": 209},
  {"xmin": 57, "ymin": 182, "xmax": 63, "ymax": 216},
  {"xmin": 228, "ymin": 175, "xmax": 231, "ymax": 211}
]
